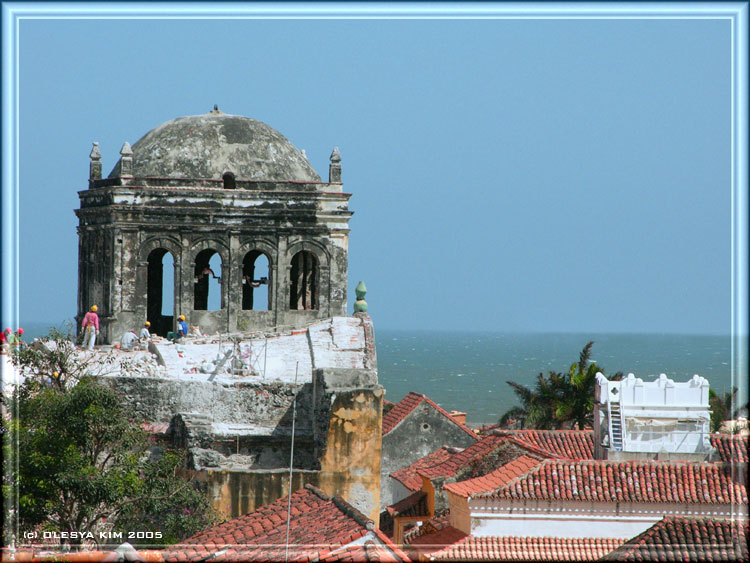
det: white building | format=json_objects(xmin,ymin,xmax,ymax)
[{"xmin": 593, "ymin": 372, "xmax": 713, "ymax": 461}]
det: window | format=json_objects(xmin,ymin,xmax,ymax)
[
  {"xmin": 242, "ymin": 251, "xmax": 270, "ymax": 310},
  {"xmin": 194, "ymin": 249, "xmax": 223, "ymax": 310},
  {"xmin": 222, "ymin": 172, "xmax": 236, "ymax": 189}
]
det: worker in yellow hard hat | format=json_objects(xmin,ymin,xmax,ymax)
[
  {"xmin": 140, "ymin": 321, "xmax": 152, "ymax": 342},
  {"xmin": 175, "ymin": 315, "xmax": 188, "ymax": 341},
  {"xmin": 81, "ymin": 305, "xmax": 100, "ymax": 350}
]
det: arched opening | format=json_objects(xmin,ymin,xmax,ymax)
[
  {"xmin": 194, "ymin": 249, "xmax": 223, "ymax": 311},
  {"xmin": 222, "ymin": 172, "xmax": 236, "ymax": 189},
  {"xmin": 147, "ymin": 249, "xmax": 175, "ymax": 337},
  {"xmin": 242, "ymin": 251, "xmax": 271, "ymax": 310},
  {"xmin": 289, "ymin": 251, "xmax": 318, "ymax": 310}
]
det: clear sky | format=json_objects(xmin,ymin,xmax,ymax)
[{"xmin": 8, "ymin": 5, "xmax": 742, "ymax": 334}]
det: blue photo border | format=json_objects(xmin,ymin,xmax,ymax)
[{"xmin": 1, "ymin": 0, "xmax": 747, "ymax": 554}]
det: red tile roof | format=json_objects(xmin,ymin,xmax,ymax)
[
  {"xmin": 386, "ymin": 492, "xmax": 429, "ymax": 518},
  {"xmin": 4, "ymin": 549, "xmax": 164, "ymax": 562},
  {"xmin": 417, "ymin": 436, "xmax": 510, "ymax": 480},
  {"xmin": 318, "ymin": 540, "xmax": 410, "ymax": 563},
  {"xmin": 443, "ymin": 455, "xmax": 542, "ymax": 498},
  {"xmin": 382, "ymin": 392, "xmax": 477, "ymax": 439},
  {"xmin": 482, "ymin": 459, "xmax": 748, "ymax": 504},
  {"xmin": 601, "ymin": 516, "xmax": 749, "ymax": 561},
  {"xmin": 161, "ymin": 485, "xmax": 410, "ymax": 563},
  {"xmin": 429, "ymin": 535, "xmax": 627, "ymax": 561},
  {"xmin": 710, "ymin": 433, "xmax": 749, "ymax": 463},
  {"xmin": 491, "ymin": 429, "xmax": 595, "ymax": 460},
  {"xmin": 390, "ymin": 447, "xmax": 459, "ymax": 492},
  {"xmin": 403, "ymin": 510, "xmax": 452, "ymax": 544},
  {"xmin": 405, "ymin": 526, "xmax": 469, "ymax": 560}
]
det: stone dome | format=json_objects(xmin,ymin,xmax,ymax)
[{"xmin": 108, "ymin": 109, "xmax": 321, "ymax": 182}]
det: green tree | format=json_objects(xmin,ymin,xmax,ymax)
[
  {"xmin": 709, "ymin": 387, "xmax": 749, "ymax": 433},
  {"xmin": 4, "ymin": 332, "xmax": 218, "ymax": 550},
  {"xmin": 499, "ymin": 342, "xmax": 621, "ymax": 430}
]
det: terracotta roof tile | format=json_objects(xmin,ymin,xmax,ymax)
[
  {"xmin": 382, "ymin": 392, "xmax": 477, "ymax": 439},
  {"xmin": 417, "ymin": 436, "xmax": 507, "ymax": 480},
  {"xmin": 319, "ymin": 540, "xmax": 408, "ymax": 563},
  {"xmin": 429, "ymin": 535, "xmax": 627, "ymax": 561},
  {"xmin": 405, "ymin": 526, "xmax": 469, "ymax": 559},
  {"xmin": 601, "ymin": 516, "xmax": 749, "ymax": 561},
  {"xmin": 710, "ymin": 434, "xmax": 749, "ymax": 463},
  {"xmin": 382, "ymin": 392, "xmax": 424, "ymax": 435},
  {"xmin": 386, "ymin": 492, "xmax": 429, "ymax": 518},
  {"xmin": 403, "ymin": 510, "xmax": 452, "ymax": 544},
  {"xmin": 161, "ymin": 485, "xmax": 409, "ymax": 563},
  {"xmin": 444, "ymin": 455, "xmax": 542, "ymax": 498},
  {"xmin": 491, "ymin": 429, "xmax": 595, "ymax": 460},
  {"xmin": 390, "ymin": 447, "xmax": 458, "ymax": 491},
  {"xmin": 482, "ymin": 459, "xmax": 748, "ymax": 504}
]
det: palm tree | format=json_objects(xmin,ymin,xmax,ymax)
[{"xmin": 499, "ymin": 342, "xmax": 621, "ymax": 430}]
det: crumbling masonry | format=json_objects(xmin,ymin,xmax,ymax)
[{"xmin": 75, "ymin": 108, "xmax": 351, "ymax": 343}]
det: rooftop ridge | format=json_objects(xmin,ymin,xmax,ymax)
[
  {"xmin": 330, "ymin": 494, "xmax": 375, "ymax": 531},
  {"xmin": 304, "ymin": 482, "xmax": 332, "ymax": 501},
  {"xmin": 382, "ymin": 391, "xmax": 478, "ymax": 440}
]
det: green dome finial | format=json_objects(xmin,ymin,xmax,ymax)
[{"xmin": 353, "ymin": 281, "xmax": 368, "ymax": 313}]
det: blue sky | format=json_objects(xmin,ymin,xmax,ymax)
[{"xmin": 7, "ymin": 5, "xmax": 743, "ymax": 334}]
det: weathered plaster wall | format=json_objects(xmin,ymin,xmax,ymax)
[
  {"xmin": 314, "ymin": 368, "xmax": 384, "ymax": 525},
  {"xmin": 181, "ymin": 468, "xmax": 319, "ymax": 519},
  {"xmin": 104, "ymin": 376, "xmax": 312, "ymax": 427},
  {"xmin": 380, "ymin": 405, "xmax": 476, "ymax": 509}
]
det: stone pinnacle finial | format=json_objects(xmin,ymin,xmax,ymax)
[
  {"xmin": 90, "ymin": 142, "xmax": 101, "ymax": 160},
  {"xmin": 353, "ymin": 280, "xmax": 368, "ymax": 314},
  {"xmin": 119, "ymin": 141, "xmax": 134, "ymax": 179},
  {"xmin": 329, "ymin": 146, "xmax": 342, "ymax": 183},
  {"xmin": 89, "ymin": 142, "xmax": 102, "ymax": 181}
]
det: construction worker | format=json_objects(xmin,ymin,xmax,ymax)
[
  {"xmin": 120, "ymin": 330, "xmax": 138, "ymax": 351},
  {"xmin": 81, "ymin": 305, "xmax": 99, "ymax": 350},
  {"xmin": 140, "ymin": 321, "xmax": 152, "ymax": 342},
  {"xmin": 175, "ymin": 315, "xmax": 188, "ymax": 341}
]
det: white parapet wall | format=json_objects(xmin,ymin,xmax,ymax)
[{"xmin": 596, "ymin": 372, "xmax": 712, "ymax": 454}]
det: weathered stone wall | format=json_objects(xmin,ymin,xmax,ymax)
[
  {"xmin": 104, "ymin": 376, "xmax": 313, "ymax": 427},
  {"xmin": 380, "ymin": 403, "xmax": 477, "ymax": 509},
  {"xmin": 76, "ymin": 184, "xmax": 352, "ymax": 343}
]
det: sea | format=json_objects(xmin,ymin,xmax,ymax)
[
  {"xmin": 16, "ymin": 322, "xmax": 743, "ymax": 426},
  {"xmin": 375, "ymin": 329, "xmax": 742, "ymax": 426}
]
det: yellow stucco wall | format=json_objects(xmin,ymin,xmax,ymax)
[{"xmin": 317, "ymin": 387, "xmax": 384, "ymax": 524}]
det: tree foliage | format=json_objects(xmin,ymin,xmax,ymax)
[
  {"xmin": 4, "ymin": 331, "xmax": 218, "ymax": 549},
  {"xmin": 499, "ymin": 342, "xmax": 622, "ymax": 430},
  {"xmin": 709, "ymin": 387, "xmax": 748, "ymax": 433}
]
